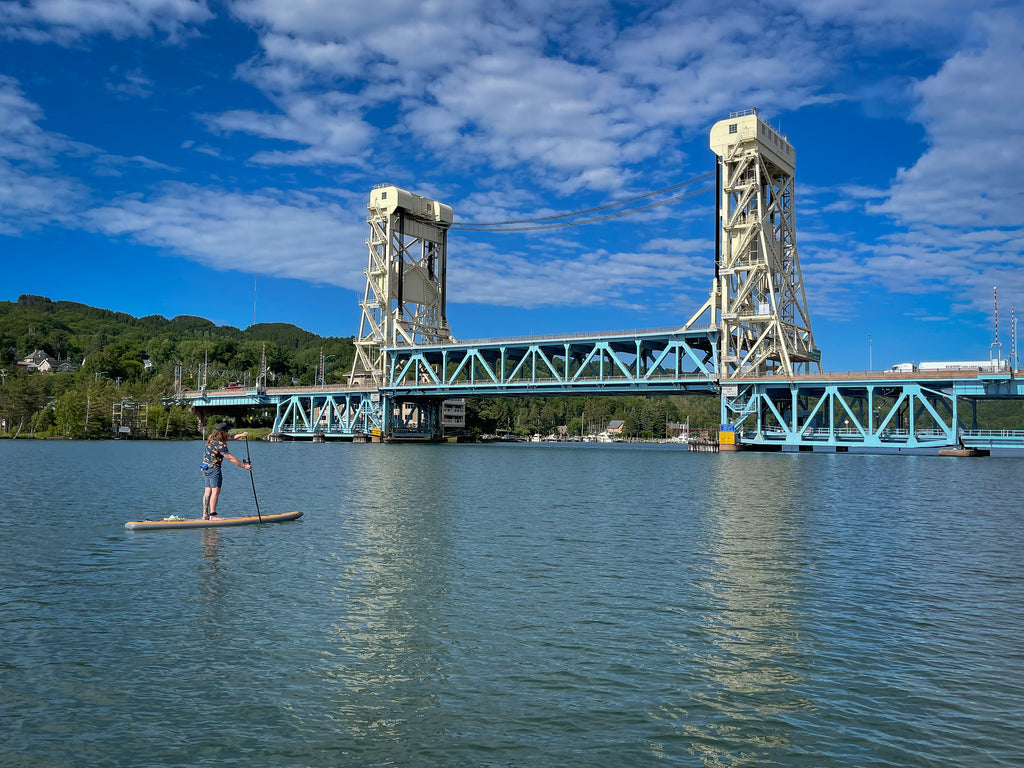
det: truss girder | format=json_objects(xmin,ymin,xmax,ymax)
[
  {"xmin": 721, "ymin": 378, "xmax": 993, "ymax": 449},
  {"xmin": 272, "ymin": 392, "xmax": 383, "ymax": 438},
  {"xmin": 383, "ymin": 329, "xmax": 720, "ymax": 396}
]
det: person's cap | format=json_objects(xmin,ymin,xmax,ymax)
[{"xmin": 215, "ymin": 421, "xmax": 230, "ymax": 431}]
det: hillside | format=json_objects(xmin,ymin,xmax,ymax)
[{"xmin": 0, "ymin": 294, "xmax": 355, "ymax": 438}]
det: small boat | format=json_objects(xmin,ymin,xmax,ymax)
[{"xmin": 125, "ymin": 510, "xmax": 303, "ymax": 531}]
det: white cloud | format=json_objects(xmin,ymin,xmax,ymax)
[
  {"xmin": 858, "ymin": 10, "xmax": 1024, "ymax": 314},
  {"xmin": 203, "ymin": 92, "xmax": 375, "ymax": 166},
  {"xmin": 875, "ymin": 12, "xmax": 1024, "ymax": 229},
  {"xmin": 0, "ymin": 0, "xmax": 213, "ymax": 43},
  {"xmin": 216, "ymin": 0, "xmax": 843, "ymax": 191},
  {"xmin": 0, "ymin": 75, "xmax": 89, "ymax": 230},
  {"xmin": 86, "ymin": 185, "xmax": 369, "ymax": 289},
  {"xmin": 448, "ymin": 233, "xmax": 711, "ymax": 311},
  {"xmin": 6, "ymin": 0, "xmax": 1024, "ymax": 337},
  {"xmin": 82, "ymin": 181, "xmax": 720, "ymax": 316},
  {"xmin": 105, "ymin": 67, "xmax": 155, "ymax": 98}
]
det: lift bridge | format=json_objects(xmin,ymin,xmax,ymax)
[{"xmin": 183, "ymin": 109, "xmax": 1024, "ymax": 452}]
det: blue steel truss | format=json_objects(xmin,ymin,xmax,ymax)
[
  {"xmin": 182, "ymin": 387, "xmax": 383, "ymax": 440},
  {"xmin": 178, "ymin": 351, "xmax": 1024, "ymax": 450},
  {"xmin": 273, "ymin": 390, "xmax": 383, "ymax": 439},
  {"xmin": 723, "ymin": 370, "xmax": 1024, "ymax": 450},
  {"xmin": 383, "ymin": 327, "xmax": 721, "ymax": 396}
]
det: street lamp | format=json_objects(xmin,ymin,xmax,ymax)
[{"xmin": 321, "ymin": 355, "xmax": 336, "ymax": 387}]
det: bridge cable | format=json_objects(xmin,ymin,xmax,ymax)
[
  {"xmin": 452, "ymin": 170, "xmax": 715, "ymax": 230},
  {"xmin": 453, "ymin": 181, "xmax": 714, "ymax": 232}
]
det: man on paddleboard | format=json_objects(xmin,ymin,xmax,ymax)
[{"xmin": 200, "ymin": 422, "xmax": 251, "ymax": 520}]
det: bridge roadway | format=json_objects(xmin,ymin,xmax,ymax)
[
  {"xmin": 180, "ymin": 327, "xmax": 1024, "ymax": 450},
  {"xmin": 184, "ymin": 326, "xmax": 722, "ymax": 440}
]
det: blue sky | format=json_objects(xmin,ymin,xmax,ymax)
[{"xmin": 2, "ymin": 0, "xmax": 1023, "ymax": 371}]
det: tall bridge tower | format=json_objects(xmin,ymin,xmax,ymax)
[
  {"xmin": 350, "ymin": 185, "xmax": 455, "ymax": 386},
  {"xmin": 686, "ymin": 109, "xmax": 821, "ymax": 377}
]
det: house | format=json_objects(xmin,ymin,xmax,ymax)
[
  {"xmin": 597, "ymin": 419, "xmax": 626, "ymax": 443},
  {"xmin": 18, "ymin": 350, "xmax": 56, "ymax": 373},
  {"xmin": 667, "ymin": 421, "xmax": 690, "ymax": 439},
  {"xmin": 15, "ymin": 350, "xmax": 80, "ymax": 374}
]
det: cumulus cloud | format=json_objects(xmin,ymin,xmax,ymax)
[
  {"xmin": 449, "ymin": 235, "xmax": 712, "ymax": 312},
  {"xmin": 86, "ymin": 185, "xmax": 369, "ymax": 289},
  {"xmin": 105, "ymin": 67, "xmax": 155, "ymax": 98},
  {"xmin": 0, "ymin": 0, "xmax": 213, "ymax": 43},
  {"xmin": 202, "ymin": 92, "xmax": 375, "ymax": 167},
  {"xmin": 862, "ymin": 10, "xmax": 1024, "ymax": 312},
  {"xmin": 875, "ymin": 13, "xmax": 1024, "ymax": 230},
  {"xmin": 0, "ymin": 74, "xmax": 180, "ymax": 232},
  {"xmin": 218, "ymin": 0, "xmax": 841, "ymax": 189},
  {"xmin": 5, "ymin": 0, "xmax": 1024, "ymax": 334},
  {"xmin": 0, "ymin": 75, "xmax": 90, "ymax": 230}
]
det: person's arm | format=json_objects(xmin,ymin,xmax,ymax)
[
  {"xmin": 232, "ymin": 432, "xmax": 248, "ymax": 440},
  {"xmin": 223, "ymin": 450, "xmax": 251, "ymax": 471}
]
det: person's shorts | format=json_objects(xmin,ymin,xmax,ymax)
[{"xmin": 202, "ymin": 467, "xmax": 223, "ymax": 488}]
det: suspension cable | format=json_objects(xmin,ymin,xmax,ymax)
[
  {"xmin": 452, "ymin": 170, "xmax": 715, "ymax": 230},
  {"xmin": 453, "ymin": 182, "xmax": 714, "ymax": 232}
]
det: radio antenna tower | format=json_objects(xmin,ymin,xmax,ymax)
[
  {"xmin": 991, "ymin": 286, "xmax": 1002, "ymax": 363},
  {"xmin": 349, "ymin": 185, "xmax": 454, "ymax": 386},
  {"xmin": 685, "ymin": 109, "xmax": 821, "ymax": 377}
]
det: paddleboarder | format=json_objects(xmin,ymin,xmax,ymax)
[{"xmin": 200, "ymin": 422, "xmax": 251, "ymax": 520}]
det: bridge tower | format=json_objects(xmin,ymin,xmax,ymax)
[
  {"xmin": 349, "ymin": 185, "xmax": 455, "ymax": 387},
  {"xmin": 685, "ymin": 109, "xmax": 821, "ymax": 377}
]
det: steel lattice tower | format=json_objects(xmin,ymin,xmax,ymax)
[
  {"xmin": 686, "ymin": 109, "xmax": 821, "ymax": 377},
  {"xmin": 349, "ymin": 185, "xmax": 454, "ymax": 386}
]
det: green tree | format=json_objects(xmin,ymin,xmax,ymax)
[
  {"xmin": 54, "ymin": 388, "xmax": 86, "ymax": 437},
  {"xmin": 0, "ymin": 372, "xmax": 49, "ymax": 435}
]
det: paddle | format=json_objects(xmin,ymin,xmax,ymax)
[{"xmin": 244, "ymin": 433, "xmax": 263, "ymax": 523}]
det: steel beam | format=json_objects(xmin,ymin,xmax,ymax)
[{"xmin": 383, "ymin": 327, "xmax": 720, "ymax": 397}]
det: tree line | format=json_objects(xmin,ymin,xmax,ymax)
[{"xmin": 0, "ymin": 295, "xmax": 355, "ymax": 438}]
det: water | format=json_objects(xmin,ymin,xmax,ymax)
[{"xmin": 1, "ymin": 440, "xmax": 1022, "ymax": 767}]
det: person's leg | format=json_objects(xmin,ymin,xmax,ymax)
[
  {"xmin": 202, "ymin": 487, "xmax": 212, "ymax": 519},
  {"xmin": 208, "ymin": 486, "xmax": 222, "ymax": 517}
]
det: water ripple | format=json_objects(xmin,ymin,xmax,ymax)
[{"xmin": 1, "ymin": 442, "xmax": 1023, "ymax": 766}]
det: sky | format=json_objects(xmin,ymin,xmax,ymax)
[{"xmin": 1, "ymin": 0, "xmax": 1023, "ymax": 372}]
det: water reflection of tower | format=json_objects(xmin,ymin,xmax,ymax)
[
  {"xmin": 320, "ymin": 446, "xmax": 456, "ymax": 750},
  {"xmin": 682, "ymin": 454, "xmax": 809, "ymax": 761}
]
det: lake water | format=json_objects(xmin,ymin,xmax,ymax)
[{"xmin": 1, "ymin": 440, "xmax": 1022, "ymax": 767}]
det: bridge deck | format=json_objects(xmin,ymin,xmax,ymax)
[{"xmin": 177, "ymin": 334, "xmax": 1024, "ymax": 449}]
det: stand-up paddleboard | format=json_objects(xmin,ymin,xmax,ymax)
[{"xmin": 125, "ymin": 510, "xmax": 302, "ymax": 531}]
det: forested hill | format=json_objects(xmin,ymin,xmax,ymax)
[
  {"xmin": 0, "ymin": 294, "xmax": 356, "ymax": 438},
  {"xmin": 0, "ymin": 294, "xmax": 354, "ymax": 387}
]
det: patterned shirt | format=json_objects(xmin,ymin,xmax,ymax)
[{"xmin": 201, "ymin": 438, "xmax": 231, "ymax": 473}]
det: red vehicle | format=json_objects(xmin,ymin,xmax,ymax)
[{"xmin": 226, "ymin": 382, "xmax": 242, "ymax": 389}]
